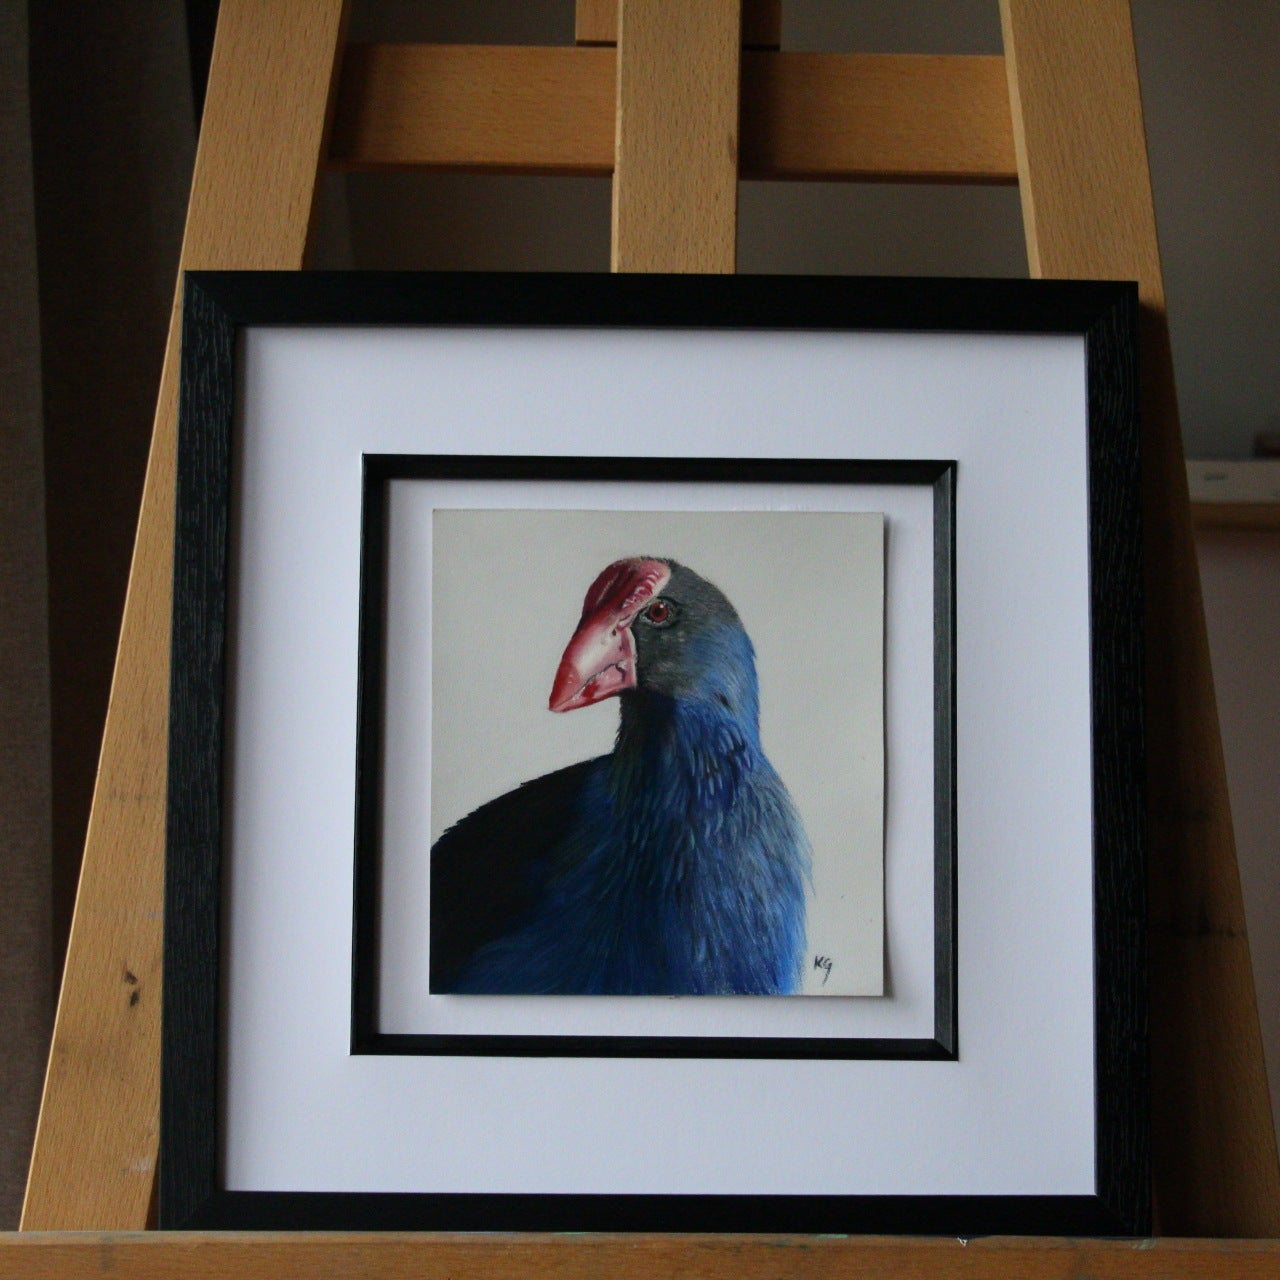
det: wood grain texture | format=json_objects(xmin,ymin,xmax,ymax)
[
  {"xmin": 574, "ymin": 0, "xmax": 615, "ymax": 45},
  {"xmin": 1001, "ymin": 0, "xmax": 1280, "ymax": 1237},
  {"xmin": 329, "ymin": 45, "xmax": 615, "ymax": 175},
  {"xmin": 19, "ymin": 0, "xmax": 350, "ymax": 1231},
  {"xmin": 328, "ymin": 46, "xmax": 1016, "ymax": 183},
  {"xmin": 740, "ymin": 52, "xmax": 1015, "ymax": 182},
  {"xmin": 4, "ymin": 1231, "xmax": 1280, "ymax": 1278},
  {"xmin": 577, "ymin": 0, "xmax": 780, "ymax": 48},
  {"xmin": 611, "ymin": 1, "xmax": 741, "ymax": 272},
  {"xmin": 1192, "ymin": 503, "xmax": 1280, "ymax": 532}
]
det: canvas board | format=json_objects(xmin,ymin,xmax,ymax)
[{"xmin": 407, "ymin": 506, "xmax": 887, "ymax": 999}]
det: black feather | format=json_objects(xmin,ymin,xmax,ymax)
[{"xmin": 429, "ymin": 757, "xmax": 603, "ymax": 990}]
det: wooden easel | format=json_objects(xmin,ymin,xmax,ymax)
[{"xmin": 15, "ymin": 0, "xmax": 1280, "ymax": 1270}]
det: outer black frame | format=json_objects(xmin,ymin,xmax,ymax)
[
  {"xmin": 353, "ymin": 453, "xmax": 956, "ymax": 1062},
  {"xmin": 162, "ymin": 271, "xmax": 1146, "ymax": 1236}
]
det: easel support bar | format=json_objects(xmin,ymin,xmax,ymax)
[
  {"xmin": 611, "ymin": 0, "xmax": 742, "ymax": 272},
  {"xmin": 329, "ymin": 46, "xmax": 1018, "ymax": 183},
  {"xmin": 20, "ymin": 0, "xmax": 352, "ymax": 1231},
  {"xmin": 1003, "ymin": 0, "xmax": 1280, "ymax": 1235},
  {"xmin": 2, "ymin": 1231, "xmax": 1280, "ymax": 1278}
]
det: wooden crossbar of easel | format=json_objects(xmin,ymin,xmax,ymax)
[
  {"xmin": 18, "ymin": 0, "xmax": 1280, "ymax": 1269},
  {"xmin": 329, "ymin": 46, "xmax": 1018, "ymax": 181}
]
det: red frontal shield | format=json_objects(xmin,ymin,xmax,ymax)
[{"xmin": 548, "ymin": 558, "xmax": 670, "ymax": 712}]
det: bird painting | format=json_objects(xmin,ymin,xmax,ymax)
[{"xmin": 429, "ymin": 556, "xmax": 812, "ymax": 996}]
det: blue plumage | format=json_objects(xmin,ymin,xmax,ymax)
[{"xmin": 429, "ymin": 558, "xmax": 811, "ymax": 996}]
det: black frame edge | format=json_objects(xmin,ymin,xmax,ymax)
[
  {"xmin": 1084, "ymin": 284, "xmax": 1150, "ymax": 1235},
  {"xmin": 160, "ymin": 276, "xmax": 237, "ymax": 1228},
  {"xmin": 932, "ymin": 463, "xmax": 959, "ymax": 1058},
  {"xmin": 188, "ymin": 1189, "xmax": 1133, "ymax": 1235},
  {"xmin": 350, "ymin": 458, "xmax": 389, "ymax": 1052},
  {"xmin": 350, "ymin": 456, "xmax": 958, "ymax": 1062},
  {"xmin": 181, "ymin": 269, "xmax": 1140, "ymax": 339}
]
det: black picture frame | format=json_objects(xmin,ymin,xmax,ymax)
[
  {"xmin": 353, "ymin": 452, "xmax": 956, "ymax": 1062},
  {"xmin": 162, "ymin": 270, "xmax": 1146, "ymax": 1236}
]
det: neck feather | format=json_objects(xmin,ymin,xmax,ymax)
[{"xmin": 611, "ymin": 692, "xmax": 761, "ymax": 815}]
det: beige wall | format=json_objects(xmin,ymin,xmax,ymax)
[
  {"xmin": 1135, "ymin": 1, "xmax": 1280, "ymax": 459},
  {"xmin": 1198, "ymin": 529, "xmax": 1280, "ymax": 1141}
]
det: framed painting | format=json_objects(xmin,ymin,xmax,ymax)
[{"xmin": 162, "ymin": 271, "xmax": 1146, "ymax": 1235}]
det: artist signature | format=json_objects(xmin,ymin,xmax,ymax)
[{"xmin": 813, "ymin": 955, "xmax": 833, "ymax": 985}]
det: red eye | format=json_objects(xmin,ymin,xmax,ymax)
[{"xmin": 645, "ymin": 599, "xmax": 670, "ymax": 624}]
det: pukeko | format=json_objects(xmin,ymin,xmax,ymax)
[{"xmin": 429, "ymin": 557, "xmax": 811, "ymax": 995}]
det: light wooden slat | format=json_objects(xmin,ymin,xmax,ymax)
[
  {"xmin": 574, "ymin": 0, "xmax": 616, "ymax": 45},
  {"xmin": 611, "ymin": 0, "xmax": 742, "ymax": 272},
  {"xmin": 576, "ymin": 0, "xmax": 781, "ymax": 48},
  {"xmin": 3, "ymin": 1232, "xmax": 1280, "ymax": 1279},
  {"xmin": 1001, "ymin": 0, "xmax": 1280, "ymax": 1238},
  {"xmin": 327, "ymin": 45, "xmax": 1018, "ymax": 183},
  {"xmin": 1192, "ymin": 503, "xmax": 1280, "ymax": 532},
  {"xmin": 740, "ymin": 52, "xmax": 1015, "ymax": 182},
  {"xmin": 329, "ymin": 45, "xmax": 616, "ymax": 175},
  {"xmin": 19, "ymin": 0, "xmax": 350, "ymax": 1231}
]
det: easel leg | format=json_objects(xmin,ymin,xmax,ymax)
[
  {"xmin": 21, "ymin": 0, "xmax": 351, "ymax": 1230},
  {"xmin": 611, "ymin": 0, "xmax": 741, "ymax": 272},
  {"xmin": 1003, "ymin": 0, "xmax": 1280, "ymax": 1236}
]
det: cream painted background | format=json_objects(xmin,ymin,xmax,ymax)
[{"xmin": 428, "ymin": 507, "xmax": 885, "ymax": 997}]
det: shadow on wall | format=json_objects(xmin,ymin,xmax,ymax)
[{"xmin": 1197, "ymin": 528, "xmax": 1280, "ymax": 1149}]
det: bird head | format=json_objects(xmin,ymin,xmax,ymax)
[{"xmin": 549, "ymin": 557, "xmax": 757, "ymax": 722}]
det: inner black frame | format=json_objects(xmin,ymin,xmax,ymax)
[
  {"xmin": 162, "ymin": 270, "xmax": 1146, "ymax": 1235},
  {"xmin": 353, "ymin": 454, "xmax": 957, "ymax": 1061}
]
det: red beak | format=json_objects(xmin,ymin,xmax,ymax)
[{"xmin": 549, "ymin": 559, "xmax": 671, "ymax": 713}]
